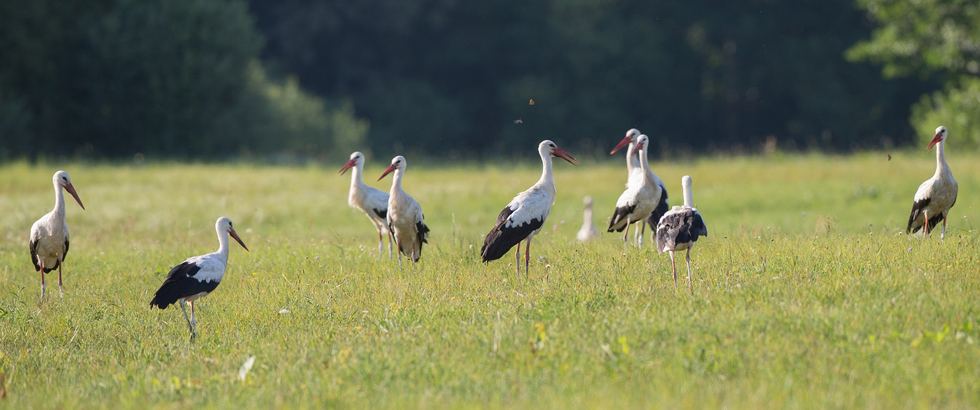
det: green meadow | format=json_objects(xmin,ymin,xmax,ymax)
[{"xmin": 1, "ymin": 151, "xmax": 979, "ymax": 409}]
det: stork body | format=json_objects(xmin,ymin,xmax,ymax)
[
  {"xmin": 150, "ymin": 217, "xmax": 248, "ymax": 339},
  {"xmin": 610, "ymin": 129, "xmax": 669, "ymax": 245},
  {"xmin": 339, "ymin": 151, "xmax": 393, "ymax": 257},
  {"xmin": 907, "ymin": 126, "xmax": 958, "ymax": 240},
  {"xmin": 576, "ymin": 196, "xmax": 600, "ymax": 242},
  {"xmin": 378, "ymin": 156, "xmax": 429, "ymax": 263},
  {"xmin": 656, "ymin": 175, "xmax": 708, "ymax": 293},
  {"xmin": 481, "ymin": 140, "xmax": 578, "ymax": 275},
  {"xmin": 608, "ymin": 135, "xmax": 661, "ymax": 246},
  {"xmin": 29, "ymin": 170, "xmax": 85, "ymax": 300}
]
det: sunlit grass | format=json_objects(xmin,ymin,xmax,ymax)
[{"xmin": 1, "ymin": 151, "xmax": 979, "ymax": 409}]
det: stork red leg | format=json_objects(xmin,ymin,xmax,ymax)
[
  {"xmin": 638, "ymin": 221, "xmax": 646, "ymax": 247},
  {"xmin": 39, "ymin": 259, "xmax": 46, "ymax": 299},
  {"xmin": 58, "ymin": 255, "xmax": 64, "ymax": 300},
  {"xmin": 923, "ymin": 210, "xmax": 930, "ymax": 237},
  {"xmin": 524, "ymin": 237, "xmax": 532, "ymax": 276},
  {"xmin": 942, "ymin": 212, "xmax": 949, "ymax": 240},
  {"xmin": 669, "ymin": 251, "xmax": 678, "ymax": 293},
  {"xmin": 622, "ymin": 216, "xmax": 632, "ymax": 243},
  {"xmin": 685, "ymin": 248, "xmax": 693, "ymax": 294},
  {"xmin": 515, "ymin": 243, "xmax": 521, "ymax": 275}
]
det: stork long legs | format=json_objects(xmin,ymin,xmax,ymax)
[
  {"xmin": 942, "ymin": 212, "xmax": 949, "ymax": 240},
  {"xmin": 39, "ymin": 259, "xmax": 46, "ymax": 300},
  {"xmin": 515, "ymin": 241, "xmax": 521, "ymax": 275},
  {"xmin": 669, "ymin": 251, "xmax": 678, "ymax": 293},
  {"xmin": 638, "ymin": 221, "xmax": 646, "ymax": 247},
  {"xmin": 377, "ymin": 228, "xmax": 384, "ymax": 259},
  {"xmin": 922, "ymin": 210, "xmax": 930, "ymax": 237},
  {"xmin": 524, "ymin": 236, "xmax": 533, "ymax": 276},
  {"xmin": 179, "ymin": 299, "xmax": 195, "ymax": 338},
  {"xmin": 685, "ymin": 248, "xmax": 693, "ymax": 294},
  {"xmin": 622, "ymin": 216, "xmax": 632, "ymax": 243},
  {"xmin": 58, "ymin": 255, "xmax": 64, "ymax": 300}
]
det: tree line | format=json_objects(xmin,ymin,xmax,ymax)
[{"xmin": 0, "ymin": 0, "xmax": 973, "ymax": 161}]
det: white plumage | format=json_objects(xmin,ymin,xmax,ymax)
[
  {"xmin": 339, "ymin": 151, "xmax": 393, "ymax": 257},
  {"xmin": 607, "ymin": 135, "xmax": 661, "ymax": 246},
  {"xmin": 481, "ymin": 140, "xmax": 578, "ymax": 274},
  {"xmin": 150, "ymin": 217, "xmax": 248, "ymax": 339},
  {"xmin": 378, "ymin": 156, "xmax": 429, "ymax": 263},
  {"xmin": 656, "ymin": 175, "xmax": 708, "ymax": 293},
  {"xmin": 576, "ymin": 196, "xmax": 600, "ymax": 242},
  {"xmin": 29, "ymin": 170, "xmax": 85, "ymax": 300},
  {"xmin": 609, "ymin": 128, "xmax": 669, "ymax": 245},
  {"xmin": 907, "ymin": 126, "xmax": 958, "ymax": 240}
]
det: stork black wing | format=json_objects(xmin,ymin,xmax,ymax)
[
  {"xmin": 149, "ymin": 262, "xmax": 218, "ymax": 309},
  {"xmin": 372, "ymin": 207, "xmax": 387, "ymax": 220},
  {"xmin": 906, "ymin": 197, "xmax": 930, "ymax": 233},
  {"xmin": 29, "ymin": 235, "xmax": 40, "ymax": 272},
  {"xmin": 481, "ymin": 206, "xmax": 543, "ymax": 262},
  {"xmin": 646, "ymin": 184, "xmax": 670, "ymax": 228},
  {"xmin": 607, "ymin": 204, "xmax": 638, "ymax": 232}
]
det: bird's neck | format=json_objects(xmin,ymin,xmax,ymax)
[
  {"xmin": 214, "ymin": 229, "xmax": 231, "ymax": 261},
  {"xmin": 535, "ymin": 153, "xmax": 556, "ymax": 197},
  {"xmin": 626, "ymin": 142, "xmax": 638, "ymax": 173},
  {"xmin": 350, "ymin": 164, "xmax": 365, "ymax": 190},
  {"xmin": 638, "ymin": 148, "xmax": 650, "ymax": 175},
  {"xmin": 52, "ymin": 182, "xmax": 65, "ymax": 217},
  {"xmin": 682, "ymin": 183, "xmax": 694, "ymax": 208},
  {"xmin": 390, "ymin": 169, "xmax": 405, "ymax": 195},
  {"xmin": 934, "ymin": 140, "xmax": 948, "ymax": 178},
  {"xmin": 583, "ymin": 205, "xmax": 593, "ymax": 224}
]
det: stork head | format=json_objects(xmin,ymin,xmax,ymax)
[
  {"xmin": 628, "ymin": 134, "xmax": 649, "ymax": 159},
  {"xmin": 338, "ymin": 151, "xmax": 364, "ymax": 175},
  {"xmin": 610, "ymin": 128, "xmax": 641, "ymax": 155},
  {"xmin": 378, "ymin": 155, "xmax": 406, "ymax": 181},
  {"xmin": 53, "ymin": 170, "xmax": 84, "ymax": 210},
  {"xmin": 583, "ymin": 195, "xmax": 594, "ymax": 208},
  {"xmin": 539, "ymin": 140, "xmax": 578, "ymax": 165},
  {"xmin": 216, "ymin": 216, "xmax": 248, "ymax": 251},
  {"xmin": 927, "ymin": 126, "xmax": 948, "ymax": 151}
]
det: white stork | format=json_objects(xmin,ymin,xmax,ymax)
[
  {"xmin": 610, "ymin": 128, "xmax": 669, "ymax": 245},
  {"xmin": 481, "ymin": 140, "xmax": 578, "ymax": 274},
  {"xmin": 150, "ymin": 217, "xmax": 248, "ymax": 339},
  {"xmin": 576, "ymin": 196, "xmax": 600, "ymax": 242},
  {"xmin": 607, "ymin": 134, "xmax": 659, "ymax": 246},
  {"xmin": 378, "ymin": 156, "xmax": 429, "ymax": 263},
  {"xmin": 29, "ymin": 170, "xmax": 85, "ymax": 300},
  {"xmin": 656, "ymin": 175, "xmax": 708, "ymax": 293},
  {"xmin": 907, "ymin": 126, "xmax": 958, "ymax": 240},
  {"xmin": 339, "ymin": 151, "xmax": 393, "ymax": 258}
]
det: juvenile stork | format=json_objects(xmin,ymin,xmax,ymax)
[
  {"xmin": 378, "ymin": 156, "xmax": 429, "ymax": 263},
  {"xmin": 607, "ymin": 135, "xmax": 659, "ymax": 246},
  {"xmin": 481, "ymin": 140, "xmax": 578, "ymax": 275},
  {"xmin": 150, "ymin": 217, "xmax": 248, "ymax": 339},
  {"xmin": 656, "ymin": 175, "xmax": 708, "ymax": 293},
  {"xmin": 29, "ymin": 170, "xmax": 85, "ymax": 300},
  {"xmin": 610, "ymin": 129, "xmax": 669, "ymax": 244},
  {"xmin": 339, "ymin": 151, "xmax": 393, "ymax": 257},
  {"xmin": 907, "ymin": 126, "xmax": 958, "ymax": 240},
  {"xmin": 576, "ymin": 196, "xmax": 600, "ymax": 242}
]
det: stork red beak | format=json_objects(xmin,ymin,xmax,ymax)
[
  {"xmin": 64, "ymin": 183, "xmax": 85, "ymax": 210},
  {"xmin": 229, "ymin": 227, "xmax": 248, "ymax": 251},
  {"xmin": 553, "ymin": 147, "xmax": 579, "ymax": 165},
  {"xmin": 610, "ymin": 136, "xmax": 632, "ymax": 155},
  {"xmin": 338, "ymin": 159, "xmax": 357, "ymax": 175},
  {"xmin": 927, "ymin": 133, "xmax": 943, "ymax": 151},
  {"xmin": 378, "ymin": 164, "xmax": 397, "ymax": 181}
]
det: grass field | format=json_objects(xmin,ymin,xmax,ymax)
[{"xmin": 2, "ymin": 151, "xmax": 980, "ymax": 409}]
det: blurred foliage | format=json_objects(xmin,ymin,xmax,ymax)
[
  {"xmin": 1, "ymin": 0, "xmax": 971, "ymax": 160},
  {"xmin": 911, "ymin": 77, "xmax": 980, "ymax": 148},
  {"xmin": 850, "ymin": 0, "xmax": 980, "ymax": 150}
]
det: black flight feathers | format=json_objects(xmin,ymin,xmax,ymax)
[
  {"xmin": 481, "ymin": 206, "xmax": 543, "ymax": 262},
  {"xmin": 28, "ymin": 236, "xmax": 67, "ymax": 273},
  {"xmin": 149, "ymin": 262, "xmax": 217, "ymax": 309},
  {"xmin": 656, "ymin": 210, "xmax": 708, "ymax": 253},
  {"xmin": 906, "ymin": 197, "xmax": 944, "ymax": 234}
]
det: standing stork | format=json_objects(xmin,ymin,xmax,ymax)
[
  {"xmin": 656, "ymin": 175, "xmax": 708, "ymax": 293},
  {"xmin": 576, "ymin": 196, "xmax": 600, "ymax": 242},
  {"xmin": 907, "ymin": 126, "xmax": 958, "ymax": 240},
  {"xmin": 150, "ymin": 217, "xmax": 248, "ymax": 340},
  {"xmin": 610, "ymin": 128, "xmax": 669, "ymax": 245},
  {"xmin": 481, "ymin": 140, "xmax": 578, "ymax": 275},
  {"xmin": 607, "ymin": 135, "xmax": 659, "ymax": 246},
  {"xmin": 339, "ymin": 151, "xmax": 393, "ymax": 258},
  {"xmin": 378, "ymin": 156, "xmax": 429, "ymax": 263},
  {"xmin": 29, "ymin": 170, "xmax": 85, "ymax": 300}
]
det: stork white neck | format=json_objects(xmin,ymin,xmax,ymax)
[
  {"xmin": 534, "ymin": 145, "xmax": 557, "ymax": 198},
  {"xmin": 213, "ymin": 223, "xmax": 232, "ymax": 262},
  {"xmin": 52, "ymin": 179, "xmax": 66, "ymax": 217},
  {"xmin": 682, "ymin": 175, "xmax": 694, "ymax": 208},
  {"xmin": 349, "ymin": 160, "xmax": 366, "ymax": 190},
  {"xmin": 934, "ymin": 138, "xmax": 949, "ymax": 179}
]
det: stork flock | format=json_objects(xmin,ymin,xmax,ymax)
[{"xmin": 26, "ymin": 125, "xmax": 957, "ymax": 339}]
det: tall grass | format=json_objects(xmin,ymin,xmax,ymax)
[{"xmin": 1, "ymin": 151, "xmax": 978, "ymax": 409}]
